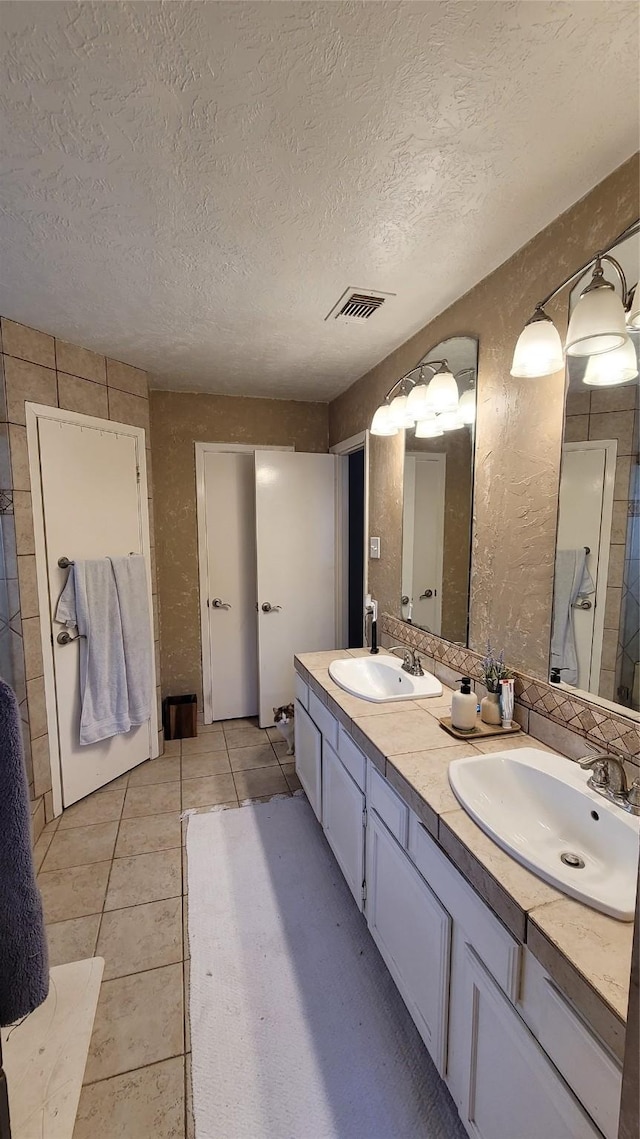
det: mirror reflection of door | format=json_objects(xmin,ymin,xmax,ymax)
[
  {"xmin": 400, "ymin": 336, "xmax": 478, "ymax": 645},
  {"xmin": 402, "ymin": 454, "xmax": 445, "ymax": 633}
]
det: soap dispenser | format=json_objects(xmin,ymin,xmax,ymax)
[{"xmin": 451, "ymin": 677, "xmax": 477, "ymax": 732}]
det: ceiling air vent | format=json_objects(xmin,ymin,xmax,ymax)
[{"xmin": 326, "ymin": 287, "xmax": 395, "ymax": 325}]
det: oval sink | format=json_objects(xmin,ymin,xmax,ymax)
[
  {"xmin": 448, "ymin": 747, "xmax": 639, "ymax": 920},
  {"xmin": 328, "ymin": 655, "xmax": 442, "ymax": 702}
]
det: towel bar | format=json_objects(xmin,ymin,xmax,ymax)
[{"xmin": 58, "ymin": 553, "xmax": 139, "ymax": 569}]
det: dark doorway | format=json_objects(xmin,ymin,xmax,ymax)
[{"xmin": 347, "ymin": 448, "xmax": 365, "ymax": 648}]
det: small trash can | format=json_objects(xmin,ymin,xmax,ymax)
[{"xmin": 163, "ymin": 694, "xmax": 197, "ymax": 740}]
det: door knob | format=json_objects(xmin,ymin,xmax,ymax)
[
  {"xmin": 211, "ymin": 598, "xmax": 232, "ymax": 609},
  {"xmin": 261, "ymin": 602, "xmax": 282, "ymax": 613},
  {"xmin": 420, "ymin": 588, "xmax": 434, "ymax": 599}
]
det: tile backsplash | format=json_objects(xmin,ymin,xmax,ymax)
[{"xmin": 381, "ymin": 614, "xmax": 640, "ymax": 769}]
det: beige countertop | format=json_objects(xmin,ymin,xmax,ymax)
[{"xmin": 294, "ymin": 648, "xmax": 634, "ymax": 1061}]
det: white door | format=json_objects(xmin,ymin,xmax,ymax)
[
  {"xmin": 322, "ymin": 742, "xmax": 365, "ymax": 909},
  {"xmin": 202, "ymin": 451, "xmax": 258, "ymax": 720},
  {"xmin": 34, "ymin": 413, "xmax": 156, "ymax": 808},
  {"xmin": 294, "ymin": 700, "xmax": 322, "ymax": 821},
  {"xmin": 403, "ymin": 453, "xmax": 445, "ymax": 631},
  {"xmin": 255, "ymin": 451, "xmax": 336, "ymax": 727},
  {"xmin": 460, "ymin": 947, "xmax": 601, "ymax": 1139},
  {"xmin": 365, "ymin": 810, "xmax": 451, "ymax": 1075},
  {"xmin": 556, "ymin": 442, "xmax": 615, "ymax": 690}
]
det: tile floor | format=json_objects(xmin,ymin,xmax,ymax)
[{"xmin": 33, "ymin": 717, "xmax": 301, "ymax": 1139}]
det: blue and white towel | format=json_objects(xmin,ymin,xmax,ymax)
[{"xmin": 56, "ymin": 557, "xmax": 152, "ymax": 745}]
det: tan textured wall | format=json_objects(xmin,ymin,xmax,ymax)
[
  {"xmin": 0, "ymin": 318, "xmax": 160, "ymax": 825},
  {"xmin": 150, "ymin": 391, "xmax": 329, "ymax": 702},
  {"xmin": 329, "ymin": 153, "xmax": 640, "ymax": 679}
]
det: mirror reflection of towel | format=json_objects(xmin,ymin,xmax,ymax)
[{"xmin": 551, "ymin": 549, "xmax": 595, "ymax": 686}]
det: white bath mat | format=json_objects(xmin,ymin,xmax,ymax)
[
  {"xmin": 186, "ymin": 795, "xmax": 465, "ymax": 1139},
  {"xmin": 1, "ymin": 957, "xmax": 104, "ymax": 1138}
]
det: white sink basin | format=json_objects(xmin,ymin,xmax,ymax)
[
  {"xmin": 328, "ymin": 654, "xmax": 442, "ymax": 702},
  {"xmin": 448, "ymin": 747, "xmax": 639, "ymax": 920}
]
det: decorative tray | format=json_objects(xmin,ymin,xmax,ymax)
[{"xmin": 438, "ymin": 716, "xmax": 522, "ymax": 741}]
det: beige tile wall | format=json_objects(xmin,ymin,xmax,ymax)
[
  {"xmin": 0, "ymin": 318, "xmax": 161, "ymax": 826},
  {"xmin": 329, "ymin": 152, "xmax": 640, "ymax": 683},
  {"xmin": 564, "ymin": 381, "xmax": 639, "ymax": 702}
]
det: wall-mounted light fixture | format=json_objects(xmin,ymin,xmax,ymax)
[
  {"xmin": 510, "ymin": 219, "xmax": 639, "ymax": 385},
  {"xmin": 370, "ymin": 360, "xmax": 476, "ymax": 437}
]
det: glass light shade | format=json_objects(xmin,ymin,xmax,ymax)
[
  {"xmin": 370, "ymin": 404, "xmax": 398, "ymax": 436},
  {"xmin": 510, "ymin": 313, "xmax": 564, "ymax": 378},
  {"xmin": 438, "ymin": 409, "xmax": 464, "ymax": 431},
  {"xmin": 458, "ymin": 387, "xmax": 476, "ymax": 425},
  {"xmin": 565, "ymin": 283, "xmax": 628, "ymax": 357},
  {"xmin": 406, "ymin": 383, "xmax": 433, "ymax": 421},
  {"xmin": 627, "ymin": 287, "xmax": 640, "ymax": 330},
  {"xmin": 388, "ymin": 394, "xmax": 415, "ymax": 428},
  {"xmin": 427, "ymin": 369, "xmax": 458, "ymax": 412},
  {"xmin": 583, "ymin": 337, "xmax": 638, "ymax": 386},
  {"xmin": 414, "ymin": 419, "xmax": 443, "ymax": 438}
]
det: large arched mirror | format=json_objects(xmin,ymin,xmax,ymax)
[{"xmin": 401, "ymin": 336, "xmax": 478, "ymax": 644}]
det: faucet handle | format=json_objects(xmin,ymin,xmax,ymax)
[{"xmin": 578, "ymin": 755, "xmax": 610, "ymax": 787}]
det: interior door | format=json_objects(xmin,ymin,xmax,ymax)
[
  {"xmin": 203, "ymin": 451, "xmax": 258, "ymax": 720},
  {"xmin": 407, "ymin": 453, "xmax": 445, "ymax": 631},
  {"xmin": 556, "ymin": 443, "xmax": 613, "ymax": 690},
  {"xmin": 255, "ymin": 451, "xmax": 336, "ymax": 727},
  {"xmin": 36, "ymin": 414, "xmax": 155, "ymax": 807}
]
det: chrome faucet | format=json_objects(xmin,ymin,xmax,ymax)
[
  {"xmin": 579, "ymin": 753, "xmax": 640, "ymax": 816},
  {"xmin": 389, "ymin": 645, "xmax": 424, "ymax": 677}
]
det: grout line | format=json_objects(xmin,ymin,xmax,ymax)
[
  {"xmin": 97, "ymin": 794, "xmax": 126, "ymax": 948},
  {"xmin": 80, "ymin": 1046, "xmax": 187, "ymax": 1089}
]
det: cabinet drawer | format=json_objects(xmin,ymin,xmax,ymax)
[
  {"xmin": 308, "ymin": 689, "xmax": 339, "ymax": 749},
  {"xmin": 368, "ymin": 763, "xmax": 409, "ymax": 847},
  {"xmin": 337, "ymin": 725, "xmax": 366, "ymax": 791},
  {"xmin": 408, "ymin": 812, "xmax": 520, "ymax": 1001},
  {"xmin": 294, "ymin": 671, "xmax": 308, "ymax": 709},
  {"xmin": 537, "ymin": 980, "xmax": 621, "ymax": 1139}
]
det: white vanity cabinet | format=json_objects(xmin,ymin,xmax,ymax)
[
  {"xmin": 321, "ymin": 741, "xmax": 365, "ymax": 910},
  {"xmin": 365, "ymin": 808, "xmax": 451, "ymax": 1075},
  {"xmin": 293, "ymin": 671, "xmax": 617, "ymax": 1139},
  {"xmin": 294, "ymin": 698, "xmax": 322, "ymax": 821},
  {"xmin": 458, "ymin": 946, "xmax": 601, "ymax": 1139}
]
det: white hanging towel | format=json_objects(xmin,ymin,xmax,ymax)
[
  {"xmin": 109, "ymin": 555, "xmax": 153, "ymax": 727},
  {"xmin": 56, "ymin": 560, "xmax": 132, "ymax": 745},
  {"xmin": 550, "ymin": 548, "xmax": 595, "ymax": 686}
]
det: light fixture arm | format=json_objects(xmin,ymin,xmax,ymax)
[
  {"xmin": 532, "ymin": 218, "xmax": 639, "ymax": 313},
  {"xmin": 381, "ymin": 359, "xmax": 449, "ymax": 405}
]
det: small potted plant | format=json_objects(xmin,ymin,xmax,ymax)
[{"xmin": 479, "ymin": 644, "xmax": 513, "ymax": 725}]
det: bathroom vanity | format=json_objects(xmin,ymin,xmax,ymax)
[{"xmin": 294, "ymin": 649, "xmax": 633, "ymax": 1139}]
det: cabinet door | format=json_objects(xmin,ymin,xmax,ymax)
[
  {"xmin": 366, "ymin": 810, "xmax": 451, "ymax": 1074},
  {"xmin": 461, "ymin": 946, "xmax": 601, "ymax": 1139},
  {"xmin": 322, "ymin": 742, "xmax": 365, "ymax": 910},
  {"xmin": 294, "ymin": 700, "xmax": 322, "ymax": 822}
]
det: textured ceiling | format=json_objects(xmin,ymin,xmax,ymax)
[{"xmin": 0, "ymin": 1, "xmax": 638, "ymax": 401}]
